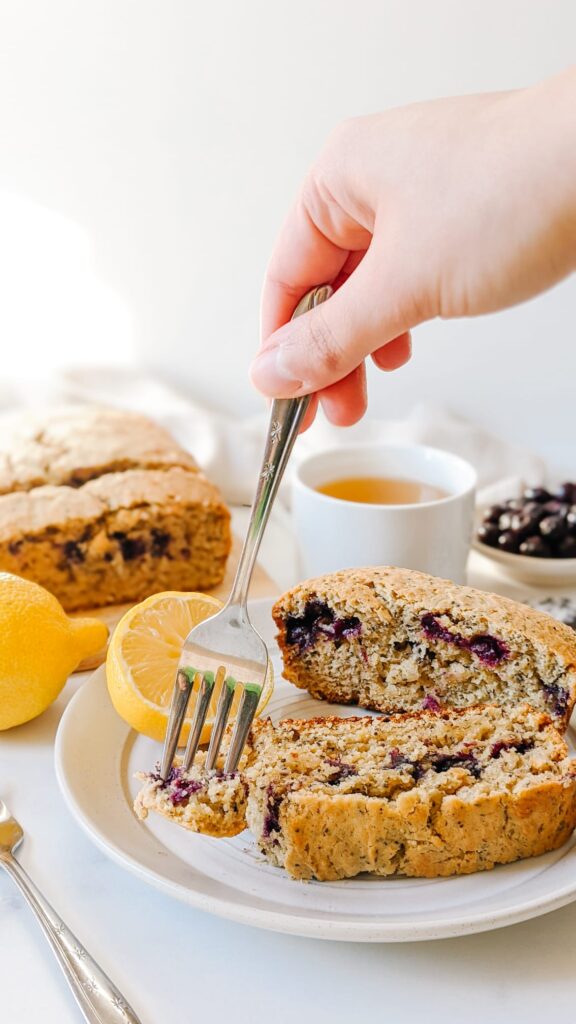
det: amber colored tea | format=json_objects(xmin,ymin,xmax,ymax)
[{"xmin": 316, "ymin": 476, "xmax": 449, "ymax": 505}]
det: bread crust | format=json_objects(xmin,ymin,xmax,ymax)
[
  {"xmin": 0, "ymin": 405, "xmax": 197, "ymax": 493},
  {"xmin": 278, "ymin": 777, "xmax": 576, "ymax": 880}
]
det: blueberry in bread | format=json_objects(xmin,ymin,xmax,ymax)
[
  {"xmin": 272, "ymin": 567, "xmax": 576, "ymax": 729},
  {"xmin": 134, "ymin": 704, "xmax": 576, "ymax": 881},
  {"xmin": 0, "ymin": 406, "xmax": 231, "ymax": 609}
]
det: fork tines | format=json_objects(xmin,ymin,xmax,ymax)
[{"xmin": 159, "ymin": 667, "xmax": 262, "ymax": 781}]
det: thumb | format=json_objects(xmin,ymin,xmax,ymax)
[{"xmin": 250, "ymin": 247, "xmax": 411, "ymax": 398}]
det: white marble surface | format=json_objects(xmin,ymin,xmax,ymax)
[{"xmin": 2, "ymin": 508, "xmax": 576, "ymax": 1024}]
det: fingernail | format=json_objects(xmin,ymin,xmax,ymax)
[{"xmin": 250, "ymin": 346, "xmax": 303, "ymax": 397}]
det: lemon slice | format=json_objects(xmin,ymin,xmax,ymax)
[{"xmin": 106, "ymin": 591, "xmax": 273, "ymax": 743}]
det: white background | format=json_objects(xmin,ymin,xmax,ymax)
[{"xmin": 0, "ymin": 1, "xmax": 574, "ymax": 469}]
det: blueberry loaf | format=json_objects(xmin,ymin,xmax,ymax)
[
  {"xmin": 135, "ymin": 705, "xmax": 576, "ymax": 880},
  {"xmin": 273, "ymin": 567, "xmax": 576, "ymax": 729},
  {"xmin": 0, "ymin": 406, "xmax": 231, "ymax": 609}
]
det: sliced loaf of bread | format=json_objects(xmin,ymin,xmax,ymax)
[
  {"xmin": 272, "ymin": 567, "xmax": 576, "ymax": 729},
  {"xmin": 134, "ymin": 704, "xmax": 576, "ymax": 881}
]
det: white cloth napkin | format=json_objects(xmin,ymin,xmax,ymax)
[{"xmin": 2, "ymin": 366, "xmax": 546, "ymax": 507}]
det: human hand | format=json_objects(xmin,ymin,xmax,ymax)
[{"xmin": 251, "ymin": 68, "xmax": 576, "ymax": 427}]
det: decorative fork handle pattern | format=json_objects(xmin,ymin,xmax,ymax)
[
  {"xmin": 1, "ymin": 853, "xmax": 142, "ymax": 1024},
  {"xmin": 227, "ymin": 284, "xmax": 333, "ymax": 610}
]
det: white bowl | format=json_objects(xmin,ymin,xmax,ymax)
[{"xmin": 472, "ymin": 538, "xmax": 576, "ymax": 586}]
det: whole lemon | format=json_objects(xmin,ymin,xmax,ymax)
[{"xmin": 0, "ymin": 573, "xmax": 108, "ymax": 729}]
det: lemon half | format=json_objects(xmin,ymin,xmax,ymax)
[{"xmin": 106, "ymin": 591, "xmax": 273, "ymax": 743}]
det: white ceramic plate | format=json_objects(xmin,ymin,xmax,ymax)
[{"xmin": 55, "ymin": 597, "xmax": 576, "ymax": 943}]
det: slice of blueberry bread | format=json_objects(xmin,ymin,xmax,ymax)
[
  {"xmin": 273, "ymin": 568, "xmax": 576, "ymax": 729},
  {"xmin": 134, "ymin": 756, "xmax": 248, "ymax": 839},
  {"xmin": 245, "ymin": 706, "xmax": 576, "ymax": 880}
]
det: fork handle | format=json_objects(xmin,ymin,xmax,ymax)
[
  {"xmin": 0, "ymin": 853, "xmax": 142, "ymax": 1024},
  {"xmin": 227, "ymin": 284, "xmax": 333, "ymax": 609}
]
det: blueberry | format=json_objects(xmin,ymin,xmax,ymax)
[
  {"xmin": 120, "ymin": 537, "xmax": 146, "ymax": 561},
  {"xmin": 63, "ymin": 540, "xmax": 85, "ymax": 564},
  {"xmin": 504, "ymin": 498, "xmax": 524, "ymax": 512},
  {"xmin": 557, "ymin": 536, "xmax": 576, "ymax": 559},
  {"xmin": 498, "ymin": 512, "xmax": 515, "ymax": 531},
  {"xmin": 539, "ymin": 515, "xmax": 567, "ymax": 542},
  {"xmin": 554, "ymin": 482, "xmax": 576, "ymax": 504},
  {"xmin": 430, "ymin": 751, "xmax": 482, "ymax": 779},
  {"xmin": 150, "ymin": 529, "xmax": 171, "ymax": 558},
  {"xmin": 262, "ymin": 786, "xmax": 282, "ymax": 838},
  {"xmin": 541, "ymin": 500, "xmax": 566, "ymax": 516},
  {"xmin": 498, "ymin": 530, "xmax": 521, "ymax": 553},
  {"xmin": 522, "ymin": 501, "xmax": 547, "ymax": 522},
  {"xmin": 477, "ymin": 523, "xmax": 500, "ymax": 547},
  {"xmin": 483, "ymin": 504, "xmax": 506, "ymax": 524},
  {"xmin": 421, "ymin": 614, "xmax": 454, "ymax": 643},
  {"xmin": 285, "ymin": 600, "xmax": 361, "ymax": 651},
  {"xmin": 523, "ymin": 487, "xmax": 551, "ymax": 503},
  {"xmin": 519, "ymin": 536, "xmax": 552, "ymax": 557},
  {"xmin": 422, "ymin": 615, "xmax": 508, "ymax": 664},
  {"xmin": 509, "ymin": 512, "xmax": 536, "ymax": 539},
  {"xmin": 542, "ymin": 682, "xmax": 569, "ymax": 718},
  {"xmin": 491, "ymin": 739, "xmax": 534, "ymax": 758},
  {"xmin": 389, "ymin": 748, "xmax": 413, "ymax": 770},
  {"xmin": 468, "ymin": 634, "xmax": 509, "ymax": 665},
  {"xmin": 567, "ymin": 507, "xmax": 576, "ymax": 532},
  {"xmin": 325, "ymin": 759, "xmax": 357, "ymax": 785}
]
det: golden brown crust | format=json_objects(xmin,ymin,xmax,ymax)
[
  {"xmin": 0, "ymin": 405, "xmax": 197, "ymax": 493},
  {"xmin": 272, "ymin": 567, "xmax": 576, "ymax": 729},
  {"xmin": 279, "ymin": 777, "xmax": 576, "ymax": 880}
]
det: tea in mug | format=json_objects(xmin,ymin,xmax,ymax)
[{"xmin": 316, "ymin": 476, "xmax": 449, "ymax": 505}]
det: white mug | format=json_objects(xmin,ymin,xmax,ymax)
[{"xmin": 292, "ymin": 443, "xmax": 477, "ymax": 584}]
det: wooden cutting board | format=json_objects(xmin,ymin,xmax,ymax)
[{"xmin": 74, "ymin": 534, "xmax": 278, "ymax": 672}]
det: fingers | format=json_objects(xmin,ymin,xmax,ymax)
[
  {"xmin": 251, "ymin": 243, "xmax": 410, "ymax": 398},
  {"xmin": 260, "ymin": 177, "xmax": 372, "ymax": 345},
  {"xmin": 318, "ymin": 363, "xmax": 368, "ymax": 426},
  {"xmin": 371, "ymin": 331, "xmax": 412, "ymax": 371}
]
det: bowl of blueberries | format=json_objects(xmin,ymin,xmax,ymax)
[{"xmin": 474, "ymin": 482, "xmax": 576, "ymax": 585}]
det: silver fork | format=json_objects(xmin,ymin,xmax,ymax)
[
  {"xmin": 159, "ymin": 284, "xmax": 332, "ymax": 780},
  {"xmin": 0, "ymin": 799, "xmax": 142, "ymax": 1024}
]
